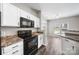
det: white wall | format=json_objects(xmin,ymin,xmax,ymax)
[{"xmin": 48, "ymin": 15, "xmax": 79, "ymax": 35}]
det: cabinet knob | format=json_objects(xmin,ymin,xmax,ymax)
[{"xmin": 12, "ymin": 45, "xmax": 18, "ymax": 49}]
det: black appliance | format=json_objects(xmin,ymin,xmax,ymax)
[
  {"xmin": 20, "ymin": 17, "xmax": 34, "ymax": 28},
  {"xmin": 0, "ymin": 12, "xmax": 1, "ymax": 55},
  {"xmin": 17, "ymin": 30, "xmax": 38, "ymax": 55}
]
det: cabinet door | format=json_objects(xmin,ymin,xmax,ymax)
[
  {"xmin": 41, "ymin": 20, "xmax": 47, "ymax": 46},
  {"xmin": 62, "ymin": 38, "xmax": 76, "ymax": 55},
  {"xmin": 40, "ymin": 34, "xmax": 44, "ymax": 45},
  {"xmin": 38, "ymin": 35, "xmax": 41, "ymax": 48},
  {"xmin": 2, "ymin": 40, "xmax": 23, "ymax": 55},
  {"xmin": 34, "ymin": 17, "xmax": 40, "ymax": 28},
  {"xmin": 75, "ymin": 42, "xmax": 79, "ymax": 55},
  {"xmin": 20, "ymin": 9, "xmax": 29, "ymax": 19},
  {"xmin": 2, "ymin": 3, "xmax": 19, "ymax": 26},
  {"xmin": 35, "ymin": 17, "xmax": 40, "ymax": 28}
]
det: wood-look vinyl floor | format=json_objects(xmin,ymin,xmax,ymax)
[{"xmin": 44, "ymin": 36, "xmax": 62, "ymax": 55}]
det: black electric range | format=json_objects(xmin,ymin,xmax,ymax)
[{"xmin": 17, "ymin": 30, "xmax": 38, "ymax": 55}]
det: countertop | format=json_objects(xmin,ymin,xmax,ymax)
[
  {"xmin": 1, "ymin": 32, "xmax": 43, "ymax": 48},
  {"xmin": 32, "ymin": 32, "xmax": 43, "ymax": 37},
  {"xmin": 61, "ymin": 30, "xmax": 79, "ymax": 36},
  {"xmin": 52, "ymin": 33, "xmax": 79, "ymax": 42},
  {"xmin": 1, "ymin": 35, "xmax": 23, "ymax": 48},
  {"xmin": 59, "ymin": 35, "xmax": 79, "ymax": 42}
]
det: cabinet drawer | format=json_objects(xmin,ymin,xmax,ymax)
[
  {"xmin": 3, "ymin": 48, "xmax": 23, "ymax": 55},
  {"xmin": 2, "ymin": 41, "xmax": 23, "ymax": 54},
  {"xmin": 11, "ymin": 49, "xmax": 23, "ymax": 55}
]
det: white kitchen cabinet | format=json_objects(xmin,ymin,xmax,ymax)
[
  {"xmin": 38, "ymin": 34, "xmax": 44, "ymax": 48},
  {"xmin": 75, "ymin": 42, "xmax": 79, "ymax": 55},
  {"xmin": 20, "ymin": 9, "xmax": 40, "ymax": 28},
  {"xmin": 38, "ymin": 35, "xmax": 41, "ymax": 48},
  {"xmin": 20, "ymin": 9, "xmax": 35, "ymax": 20},
  {"xmin": 29, "ymin": 14, "xmax": 35, "ymax": 21},
  {"xmin": 1, "ymin": 3, "xmax": 20, "ymax": 27},
  {"xmin": 41, "ymin": 20, "xmax": 48, "ymax": 46},
  {"xmin": 30, "ymin": 15, "xmax": 40, "ymax": 28},
  {"xmin": 2, "ymin": 40, "xmax": 23, "ymax": 55},
  {"xmin": 34, "ymin": 17, "xmax": 40, "ymax": 28},
  {"xmin": 62, "ymin": 38, "xmax": 76, "ymax": 55},
  {"xmin": 40, "ymin": 34, "xmax": 43, "ymax": 46},
  {"xmin": 20, "ymin": 9, "xmax": 29, "ymax": 19}
]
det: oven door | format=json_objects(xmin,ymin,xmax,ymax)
[{"xmin": 24, "ymin": 36, "xmax": 38, "ymax": 55}]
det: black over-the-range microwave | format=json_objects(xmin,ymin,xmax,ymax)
[{"xmin": 20, "ymin": 17, "xmax": 34, "ymax": 28}]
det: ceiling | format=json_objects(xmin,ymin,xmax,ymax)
[{"xmin": 23, "ymin": 3, "xmax": 79, "ymax": 20}]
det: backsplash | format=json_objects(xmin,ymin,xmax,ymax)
[{"xmin": 1, "ymin": 28, "xmax": 37, "ymax": 37}]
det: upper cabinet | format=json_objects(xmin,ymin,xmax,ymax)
[
  {"xmin": 20, "ymin": 9, "xmax": 40, "ymax": 28},
  {"xmin": 20, "ymin": 9, "xmax": 29, "ymax": 19},
  {"xmin": 34, "ymin": 17, "xmax": 40, "ymax": 28},
  {"xmin": 1, "ymin": 3, "xmax": 40, "ymax": 28},
  {"xmin": 1, "ymin": 3, "xmax": 20, "ymax": 27}
]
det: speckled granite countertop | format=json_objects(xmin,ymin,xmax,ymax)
[
  {"xmin": 1, "ymin": 35, "xmax": 23, "ymax": 48},
  {"xmin": 32, "ymin": 32, "xmax": 43, "ymax": 37},
  {"xmin": 1, "ymin": 32, "xmax": 43, "ymax": 48}
]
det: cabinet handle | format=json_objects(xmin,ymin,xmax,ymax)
[
  {"xmin": 12, "ymin": 45, "xmax": 18, "ymax": 48},
  {"xmin": 12, "ymin": 50, "xmax": 19, "ymax": 54},
  {"xmin": 72, "ymin": 46, "xmax": 74, "ymax": 50}
]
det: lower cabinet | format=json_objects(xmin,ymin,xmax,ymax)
[
  {"xmin": 62, "ymin": 38, "xmax": 78, "ymax": 55},
  {"xmin": 2, "ymin": 41, "xmax": 23, "ymax": 55},
  {"xmin": 75, "ymin": 42, "xmax": 79, "ymax": 55},
  {"xmin": 38, "ymin": 34, "xmax": 44, "ymax": 48},
  {"xmin": 54, "ymin": 37, "xmax": 79, "ymax": 55}
]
